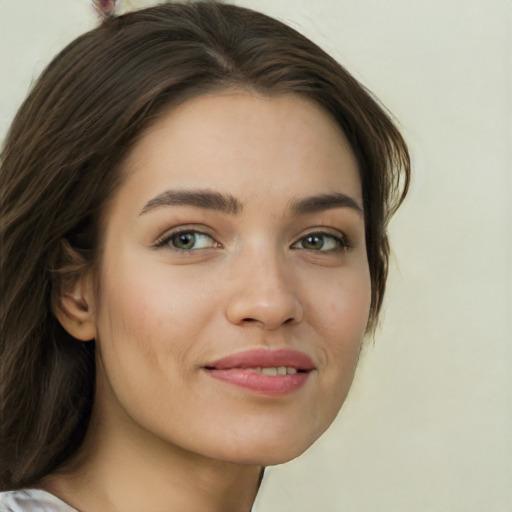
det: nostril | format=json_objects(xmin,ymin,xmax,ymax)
[
  {"xmin": 226, "ymin": 293, "xmax": 304, "ymax": 329},
  {"xmin": 240, "ymin": 316, "xmax": 296, "ymax": 327}
]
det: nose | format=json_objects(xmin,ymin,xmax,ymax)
[{"xmin": 224, "ymin": 248, "xmax": 304, "ymax": 330}]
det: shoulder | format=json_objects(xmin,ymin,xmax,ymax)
[{"xmin": 0, "ymin": 490, "xmax": 78, "ymax": 512}]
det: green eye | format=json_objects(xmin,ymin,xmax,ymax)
[
  {"xmin": 171, "ymin": 232, "xmax": 197, "ymax": 250},
  {"xmin": 294, "ymin": 232, "xmax": 346, "ymax": 252},
  {"xmin": 301, "ymin": 234, "xmax": 326, "ymax": 250},
  {"xmin": 159, "ymin": 230, "xmax": 217, "ymax": 251}
]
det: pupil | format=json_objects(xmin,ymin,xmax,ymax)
[
  {"xmin": 175, "ymin": 233, "xmax": 195, "ymax": 249},
  {"xmin": 305, "ymin": 235, "xmax": 323, "ymax": 249}
]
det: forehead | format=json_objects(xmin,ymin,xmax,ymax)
[{"xmin": 118, "ymin": 91, "xmax": 361, "ymax": 212}]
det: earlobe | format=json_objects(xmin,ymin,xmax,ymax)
[{"xmin": 53, "ymin": 274, "xmax": 97, "ymax": 342}]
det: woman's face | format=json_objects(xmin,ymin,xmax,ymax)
[{"xmin": 88, "ymin": 91, "xmax": 371, "ymax": 466}]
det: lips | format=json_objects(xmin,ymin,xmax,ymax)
[{"xmin": 204, "ymin": 349, "xmax": 315, "ymax": 396}]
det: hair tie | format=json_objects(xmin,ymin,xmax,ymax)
[{"xmin": 91, "ymin": 0, "xmax": 120, "ymax": 18}]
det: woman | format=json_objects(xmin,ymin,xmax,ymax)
[{"xmin": 0, "ymin": 2, "xmax": 410, "ymax": 511}]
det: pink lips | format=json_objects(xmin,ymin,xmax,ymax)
[{"xmin": 204, "ymin": 349, "xmax": 315, "ymax": 396}]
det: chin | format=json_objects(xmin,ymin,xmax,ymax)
[
  {"xmin": 209, "ymin": 422, "xmax": 327, "ymax": 467},
  {"xmin": 230, "ymin": 440, "xmax": 315, "ymax": 467}
]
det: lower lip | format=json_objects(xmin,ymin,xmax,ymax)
[{"xmin": 205, "ymin": 368, "xmax": 310, "ymax": 396}]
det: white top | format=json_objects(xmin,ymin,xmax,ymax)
[{"xmin": 0, "ymin": 490, "xmax": 78, "ymax": 512}]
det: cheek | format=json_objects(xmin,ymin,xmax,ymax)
[
  {"xmin": 331, "ymin": 275, "xmax": 371, "ymax": 337},
  {"xmin": 309, "ymin": 263, "xmax": 371, "ymax": 343},
  {"xmin": 92, "ymin": 261, "xmax": 207, "ymax": 428},
  {"xmin": 93, "ymin": 250, "xmax": 225, "ymax": 412},
  {"xmin": 308, "ymin": 265, "xmax": 371, "ymax": 394},
  {"xmin": 98, "ymin": 250, "xmax": 215, "ymax": 342}
]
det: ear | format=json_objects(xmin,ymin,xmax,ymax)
[{"xmin": 53, "ymin": 272, "xmax": 97, "ymax": 342}]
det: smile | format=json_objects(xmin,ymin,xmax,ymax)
[
  {"xmin": 243, "ymin": 366, "xmax": 299, "ymax": 375},
  {"xmin": 203, "ymin": 349, "xmax": 315, "ymax": 396}
]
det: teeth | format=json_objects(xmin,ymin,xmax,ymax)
[{"xmin": 251, "ymin": 367, "xmax": 298, "ymax": 376}]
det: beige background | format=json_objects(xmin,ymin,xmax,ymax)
[{"xmin": 1, "ymin": 1, "xmax": 511, "ymax": 510}]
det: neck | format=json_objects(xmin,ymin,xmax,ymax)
[{"xmin": 42, "ymin": 406, "xmax": 263, "ymax": 512}]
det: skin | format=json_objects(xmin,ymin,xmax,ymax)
[{"xmin": 49, "ymin": 91, "xmax": 371, "ymax": 512}]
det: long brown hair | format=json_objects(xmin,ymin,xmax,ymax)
[{"xmin": 0, "ymin": 1, "xmax": 410, "ymax": 489}]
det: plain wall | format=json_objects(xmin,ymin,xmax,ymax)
[{"xmin": 1, "ymin": 1, "xmax": 511, "ymax": 511}]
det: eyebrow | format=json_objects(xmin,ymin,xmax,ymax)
[
  {"xmin": 290, "ymin": 193, "xmax": 364, "ymax": 216},
  {"xmin": 139, "ymin": 189, "xmax": 242, "ymax": 216},
  {"xmin": 139, "ymin": 189, "xmax": 363, "ymax": 217}
]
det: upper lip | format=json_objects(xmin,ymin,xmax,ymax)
[{"xmin": 205, "ymin": 348, "xmax": 315, "ymax": 371}]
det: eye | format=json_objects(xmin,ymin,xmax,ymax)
[
  {"xmin": 292, "ymin": 232, "xmax": 348, "ymax": 252},
  {"xmin": 155, "ymin": 229, "xmax": 218, "ymax": 251}
]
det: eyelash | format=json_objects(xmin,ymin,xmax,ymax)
[
  {"xmin": 154, "ymin": 228, "xmax": 350, "ymax": 253},
  {"xmin": 291, "ymin": 231, "xmax": 350, "ymax": 253},
  {"xmin": 154, "ymin": 228, "xmax": 218, "ymax": 252}
]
